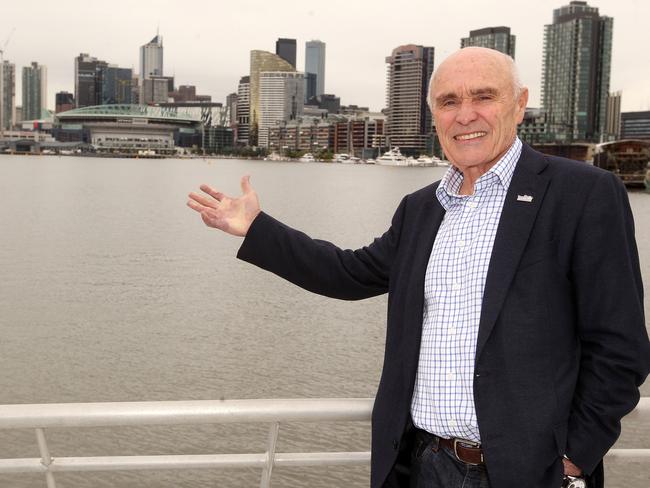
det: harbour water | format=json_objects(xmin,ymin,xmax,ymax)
[{"xmin": 0, "ymin": 155, "xmax": 648, "ymax": 487}]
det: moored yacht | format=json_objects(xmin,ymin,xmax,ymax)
[{"xmin": 376, "ymin": 147, "xmax": 407, "ymax": 166}]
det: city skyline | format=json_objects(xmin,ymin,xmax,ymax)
[{"xmin": 1, "ymin": 0, "xmax": 648, "ymax": 113}]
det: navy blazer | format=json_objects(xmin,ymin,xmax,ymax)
[{"xmin": 237, "ymin": 144, "xmax": 650, "ymax": 488}]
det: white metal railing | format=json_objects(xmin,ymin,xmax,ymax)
[{"xmin": 0, "ymin": 397, "xmax": 647, "ymax": 488}]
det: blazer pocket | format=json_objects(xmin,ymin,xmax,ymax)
[{"xmin": 518, "ymin": 239, "xmax": 558, "ymax": 270}]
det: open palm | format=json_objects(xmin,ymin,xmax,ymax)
[{"xmin": 187, "ymin": 175, "xmax": 260, "ymax": 237}]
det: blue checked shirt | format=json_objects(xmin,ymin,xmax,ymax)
[{"xmin": 410, "ymin": 138, "xmax": 522, "ymax": 442}]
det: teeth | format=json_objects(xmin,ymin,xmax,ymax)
[{"xmin": 455, "ymin": 132, "xmax": 486, "ymax": 141}]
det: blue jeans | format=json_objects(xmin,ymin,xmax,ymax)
[{"xmin": 410, "ymin": 431, "xmax": 491, "ymax": 488}]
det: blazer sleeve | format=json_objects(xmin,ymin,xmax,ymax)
[
  {"xmin": 566, "ymin": 171, "xmax": 650, "ymax": 474},
  {"xmin": 236, "ymin": 196, "xmax": 407, "ymax": 301}
]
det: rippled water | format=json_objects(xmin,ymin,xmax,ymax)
[{"xmin": 0, "ymin": 155, "xmax": 648, "ymax": 487}]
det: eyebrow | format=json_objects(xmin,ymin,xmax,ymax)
[{"xmin": 435, "ymin": 87, "xmax": 500, "ymax": 103}]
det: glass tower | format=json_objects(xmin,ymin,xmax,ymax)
[
  {"xmin": 22, "ymin": 62, "xmax": 47, "ymax": 120},
  {"xmin": 461, "ymin": 27, "xmax": 516, "ymax": 58},
  {"xmin": 542, "ymin": 1, "xmax": 612, "ymax": 142},
  {"xmin": 305, "ymin": 40, "xmax": 326, "ymax": 101}
]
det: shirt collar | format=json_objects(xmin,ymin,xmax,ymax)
[{"xmin": 436, "ymin": 137, "xmax": 522, "ymax": 208}]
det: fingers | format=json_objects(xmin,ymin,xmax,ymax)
[
  {"xmin": 240, "ymin": 175, "xmax": 253, "ymax": 195},
  {"xmin": 200, "ymin": 184, "xmax": 225, "ymax": 201},
  {"xmin": 188, "ymin": 191, "xmax": 219, "ymax": 209}
]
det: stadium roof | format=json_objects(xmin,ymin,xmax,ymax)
[{"xmin": 56, "ymin": 104, "xmax": 201, "ymax": 123}]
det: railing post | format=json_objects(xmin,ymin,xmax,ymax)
[
  {"xmin": 35, "ymin": 428, "xmax": 56, "ymax": 488},
  {"xmin": 260, "ymin": 422, "xmax": 280, "ymax": 488}
]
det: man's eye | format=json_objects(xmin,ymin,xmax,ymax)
[{"xmin": 440, "ymin": 99, "xmax": 457, "ymax": 107}]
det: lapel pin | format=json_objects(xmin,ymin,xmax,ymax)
[{"xmin": 516, "ymin": 194, "xmax": 534, "ymax": 202}]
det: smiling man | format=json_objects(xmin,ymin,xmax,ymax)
[{"xmin": 188, "ymin": 48, "xmax": 649, "ymax": 488}]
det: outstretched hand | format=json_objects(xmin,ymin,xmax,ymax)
[{"xmin": 187, "ymin": 175, "xmax": 261, "ymax": 237}]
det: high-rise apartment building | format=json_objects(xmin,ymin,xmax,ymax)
[
  {"xmin": 461, "ymin": 27, "xmax": 515, "ymax": 58},
  {"xmin": 385, "ymin": 44, "xmax": 434, "ymax": 155},
  {"xmin": 0, "ymin": 60, "xmax": 16, "ymax": 130},
  {"xmin": 275, "ymin": 38, "xmax": 297, "ymax": 68},
  {"xmin": 237, "ymin": 76, "xmax": 250, "ymax": 145},
  {"xmin": 305, "ymin": 40, "xmax": 326, "ymax": 101},
  {"xmin": 55, "ymin": 91, "xmax": 75, "ymax": 113},
  {"xmin": 22, "ymin": 62, "xmax": 47, "ymax": 121},
  {"xmin": 542, "ymin": 1, "xmax": 613, "ymax": 142},
  {"xmin": 75, "ymin": 53, "xmax": 108, "ymax": 108},
  {"xmin": 140, "ymin": 34, "xmax": 163, "ymax": 79},
  {"xmin": 258, "ymin": 71, "xmax": 304, "ymax": 147},
  {"xmin": 249, "ymin": 50, "xmax": 295, "ymax": 146}
]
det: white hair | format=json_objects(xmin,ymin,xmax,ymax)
[{"xmin": 426, "ymin": 48, "xmax": 524, "ymax": 111}]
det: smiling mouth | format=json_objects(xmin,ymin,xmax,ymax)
[{"xmin": 454, "ymin": 131, "xmax": 487, "ymax": 141}]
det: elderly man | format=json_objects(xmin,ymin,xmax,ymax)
[{"xmin": 188, "ymin": 48, "xmax": 649, "ymax": 488}]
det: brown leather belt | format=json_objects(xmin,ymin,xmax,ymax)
[
  {"xmin": 437, "ymin": 436, "xmax": 485, "ymax": 465},
  {"xmin": 415, "ymin": 429, "xmax": 485, "ymax": 465}
]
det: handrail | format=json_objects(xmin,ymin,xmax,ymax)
[{"xmin": 0, "ymin": 397, "xmax": 647, "ymax": 488}]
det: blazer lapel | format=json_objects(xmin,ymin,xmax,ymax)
[{"xmin": 475, "ymin": 146, "xmax": 550, "ymax": 361}]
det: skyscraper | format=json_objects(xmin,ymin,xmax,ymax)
[
  {"xmin": 461, "ymin": 27, "xmax": 516, "ymax": 58},
  {"xmin": 102, "ymin": 66, "xmax": 132, "ymax": 105},
  {"xmin": 275, "ymin": 38, "xmax": 296, "ymax": 68},
  {"xmin": 140, "ymin": 34, "xmax": 163, "ymax": 80},
  {"xmin": 249, "ymin": 50, "xmax": 295, "ymax": 146},
  {"xmin": 75, "ymin": 53, "xmax": 108, "ymax": 108},
  {"xmin": 542, "ymin": 1, "xmax": 613, "ymax": 142},
  {"xmin": 237, "ymin": 76, "xmax": 250, "ymax": 145},
  {"xmin": 305, "ymin": 40, "xmax": 326, "ymax": 101},
  {"xmin": 22, "ymin": 62, "xmax": 47, "ymax": 120},
  {"xmin": 0, "ymin": 60, "xmax": 16, "ymax": 130},
  {"xmin": 385, "ymin": 44, "xmax": 434, "ymax": 155},
  {"xmin": 258, "ymin": 71, "xmax": 304, "ymax": 147}
]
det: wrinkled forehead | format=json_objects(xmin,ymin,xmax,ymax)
[{"xmin": 432, "ymin": 54, "xmax": 511, "ymax": 97}]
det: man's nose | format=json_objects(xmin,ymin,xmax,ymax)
[{"xmin": 455, "ymin": 100, "xmax": 478, "ymax": 125}]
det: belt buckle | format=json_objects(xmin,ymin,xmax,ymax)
[{"xmin": 452, "ymin": 438, "xmax": 483, "ymax": 465}]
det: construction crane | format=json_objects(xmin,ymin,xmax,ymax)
[{"xmin": 0, "ymin": 27, "xmax": 15, "ymax": 63}]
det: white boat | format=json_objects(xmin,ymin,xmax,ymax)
[
  {"xmin": 335, "ymin": 153, "xmax": 353, "ymax": 163},
  {"xmin": 299, "ymin": 153, "xmax": 316, "ymax": 163},
  {"xmin": 376, "ymin": 147, "xmax": 407, "ymax": 166}
]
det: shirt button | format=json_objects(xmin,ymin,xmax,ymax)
[
  {"xmin": 467, "ymin": 201, "xmax": 478, "ymax": 209},
  {"xmin": 449, "ymin": 419, "xmax": 457, "ymax": 427},
  {"xmin": 457, "ymin": 239, "xmax": 466, "ymax": 248},
  {"xmin": 449, "ymin": 326, "xmax": 456, "ymax": 334},
  {"xmin": 452, "ymin": 282, "xmax": 462, "ymax": 291},
  {"xmin": 447, "ymin": 371, "xmax": 456, "ymax": 380}
]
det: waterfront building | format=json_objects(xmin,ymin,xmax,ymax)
[
  {"xmin": 75, "ymin": 53, "xmax": 108, "ymax": 108},
  {"xmin": 542, "ymin": 1, "xmax": 613, "ymax": 143},
  {"xmin": 268, "ymin": 116, "xmax": 334, "ymax": 154},
  {"xmin": 15, "ymin": 106, "xmax": 22, "ymax": 125},
  {"xmin": 22, "ymin": 62, "xmax": 47, "ymax": 121},
  {"xmin": 55, "ymin": 91, "xmax": 74, "ymax": 113},
  {"xmin": 1, "ymin": 60, "xmax": 16, "ymax": 131},
  {"xmin": 258, "ymin": 71, "xmax": 304, "ymax": 147},
  {"xmin": 131, "ymin": 75, "xmax": 140, "ymax": 105},
  {"xmin": 237, "ymin": 76, "xmax": 250, "ymax": 145},
  {"xmin": 156, "ymin": 101, "xmax": 226, "ymax": 128},
  {"xmin": 385, "ymin": 44, "xmax": 434, "ymax": 156},
  {"xmin": 305, "ymin": 40, "xmax": 326, "ymax": 100},
  {"xmin": 461, "ymin": 27, "xmax": 515, "ymax": 58},
  {"xmin": 334, "ymin": 117, "xmax": 386, "ymax": 158},
  {"xmin": 140, "ymin": 34, "xmax": 163, "ymax": 80},
  {"xmin": 249, "ymin": 50, "xmax": 295, "ymax": 146},
  {"xmin": 605, "ymin": 91, "xmax": 621, "ymax": 141},
  {"xmin": 203, "ymin": 126, "xmax": 234, "ymax": 154},
  {"xmin": 275, "ymin": 38, "xmax": 297, "ymax": 68},
  {"xmin": 55, "ymin": 104, "xmax": 201, "ymax": 155},
  {"xmin": 621, "ymin": 111, "xmax": 650, "ymax": 140}
]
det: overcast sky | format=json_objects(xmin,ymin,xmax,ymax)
[{"xmin": 3, "ymin": 0, "xmax": 649, "ymax": 113}]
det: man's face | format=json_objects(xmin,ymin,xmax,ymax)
[{"xmin": 430, "ymin": 50, "xmax": 528, "ymax": 174}]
